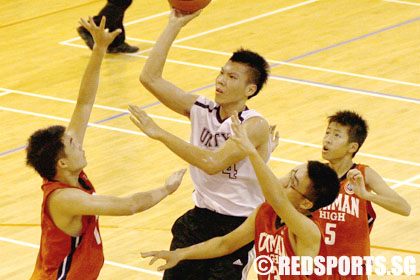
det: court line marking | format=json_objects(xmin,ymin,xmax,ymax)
[
  {"xmin": 0, "ymin": 237, "xmax": 163, "ymax": 277},
  {"xmin": 1, "ymin": 104, "xmax": 420, "ymax": 189},
  {"xmin": 383, "ymin": 0, "xmax": 420, "ymax": 6},
  {"xmin": 174, "ymin": 0, "xmax": 319, "ymax": 43},
  {"xmin": 124, "ymin": 41, "xmax": 420, "ymax": 88},
  {"xmin": 270, "ymin": 75, "xmax": 420, "ymax": 104},
  {"xmin": 1, "ymin": 89, "xmax": 420, "ymax": 167},
  {"xmin": 388, "ymin": 174, "xmax": 420, "ymax": 189},
  {"xmin": 60, "ymin": 0, "xmax": 318, "ymax": 56}
]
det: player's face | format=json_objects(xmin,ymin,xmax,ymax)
[
  {"xmin": 215, "ymin": 61, "xmax": 255, "ymax": 105},
  {"xmin": 61, "ymin": 133, "xmax": 87, "ymax": 171},
  {"xmin": 284, "ymin": 164, "xmax": 312, "ymax": 207},
  {"xmin": 322, "ymin": 122, "xmax": 352, "ymax": 161}
]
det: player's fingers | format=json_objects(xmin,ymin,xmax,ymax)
[
  {"xmin": 99, "ymin": 16, "xmax": 106, "ymax": 29},
  {"xmin": 141, "ymin": 251, "xmax": 155, "ymax": 258}
]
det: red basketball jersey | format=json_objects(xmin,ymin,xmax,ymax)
[
  {"xmin": 313, "ymin": 164, "xmax": 376, "ymax": 280},
  {"xmin": 255, "ymin": 202, "xmax": 329, "ymax": 280},
  {"xmin": 30, "ymin": 171, "xmax": 104, "ymax": 280}
]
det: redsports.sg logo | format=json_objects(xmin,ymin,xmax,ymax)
[{"xmin": 254, "ymin": 255, "xmax": 416, "ymax": 276}]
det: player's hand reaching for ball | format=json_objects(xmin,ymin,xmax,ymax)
[
  {"xmin": 129, "ymin": 105, "xmax": 164, "ymax": 140},
  {"xmin": 79, "ymin": 16, "xmax": 121, "ymax": 50},
  {"xmin": 169, "ymin": 8, "xmax": 202, "ymax": 27},
  {"xmin": 164, "ymin": 168, "xmax": 187, "ymax": 195}
]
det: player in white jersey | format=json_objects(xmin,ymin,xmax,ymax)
[{"xmin": 129, "ymin": 8, "xmax": 275, "ymax": 280}]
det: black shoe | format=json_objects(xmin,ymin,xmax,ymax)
[
  {"xmin": 107, "ymin": 42, "xmax": 139, "ymax": 53},
  {"xmin": 77, "ymin": 26, "xmax": 94, "ymax": 50}
]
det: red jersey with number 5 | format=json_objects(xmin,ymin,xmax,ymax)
[
  {"xmin": 313, "ymin": 164, "xmax": 376, "ymax": 278},
  {"xmin": 30, "ymin": 171, "xmax": 104, "ymax": 280}
]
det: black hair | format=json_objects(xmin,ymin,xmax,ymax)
[
  {"xmin": 328, "ymin": 110, "xmax": 368, "ymax": 157},
  {"xmin": 305, "ymin": 161, "xmax": 340, "ymax": 212},
  {"xmin": 26, "ymin": 125, "xmax": 66, "ymax": 181},
  {"xmin": 229, "ymin": 48, "xmax": 270, "ymax": 99}
]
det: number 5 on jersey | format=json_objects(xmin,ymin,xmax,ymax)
[{"xmin": 325, "ymin": 223, "xmax": 336, "ymax": 245}]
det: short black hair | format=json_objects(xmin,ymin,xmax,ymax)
[
  {"xmin": 229, "ymin": 48, "xmax": 270, "ymax": 99},
  {"xmin": 305, "ymin": 161, "xmax": 340, "ymax": 212},
  {"xmin": 26, "ymin": 125, "xmax": 66, "ymax": 181},
  {"xmin": 328, "ymin": 110, "xmax": 368, "ymax": 157}
]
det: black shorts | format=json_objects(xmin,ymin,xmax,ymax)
[{"xmin": 163, "ymin": 206, "xmax": 255, "ymax": 280}]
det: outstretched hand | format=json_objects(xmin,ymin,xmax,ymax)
[
  {"xmin": 230, "ymin": 112, "xmax": 257, "ymax": 155},
  {"xmin": 79, "ymin": 16, "xmax": 121, "ymax": 49},
  {"xmin": 165, "ymin": 168, "xmax": 187, "ymax": 195},
  {"xmin": 141, "ymin": 250, "xmax": 182, "ymax": 271},
  {"xmin": 128, "ymin": 105, "xmax": 164, "ymax": 140}
]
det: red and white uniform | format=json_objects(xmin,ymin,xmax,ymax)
[
  {"xmin": 30, "ymin": 171, "xmax": 104, "ymax": 280},
  {"xmin": 255, "ymin": 202, "xmax": 329, "ymax": 280},
  {"xmin": 313, "ymin": 164, "xmax": 376, "ymax": 279}
]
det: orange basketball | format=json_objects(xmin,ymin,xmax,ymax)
[{"xmin": 168, "ymin": 0, "xmax": 211, "ymax": 13}]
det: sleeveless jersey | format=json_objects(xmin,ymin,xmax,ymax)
[
  {"xmin": 189, "ymin": 96, "xmax": 270, "ymax": 217},
  {"xmin": 312, "ymin": 164, "xmax": 376, "ymax": 279},
  {"xmin": 255, "ymin": 202, "xmax": 329, "ymax": 280},
  {"xmin": 30, "ymin": 171, "xmax": 104, "ymax": 280}
]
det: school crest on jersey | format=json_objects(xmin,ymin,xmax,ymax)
[{"xmin": 344, "ymin": 183, "xmax": 355, "ymax": 195}]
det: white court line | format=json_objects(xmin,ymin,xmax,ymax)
[
  {"xmin": 174, "ymin": 0, "xmax": 319, "ymax": 43},
  {"xmin": 122, "ymin": 39, "xmax": 420, "ymax": 88},
  {"xmin": 383, "ymin": 0, "xmax": 420, "ymax": 6},
  {"xmin": 0, "ymin": 90, "xmax": 12, "ymax": 97},
  {"xmin": 1, "ymin": 88, "xmax": 420, "ymax": 167},
  {"xmin": 2, "ymin": 104, "xmax": 420, "ymax": 188},
  {"xmin": 60, "ymin": 0, "xmax": 317, "ymax": 55},
  {"xmin": 390, "ymin": 174, "xmax": 420, "ymax": 189},
  {"xmin": 0, "ymin": 237, "xmax": 163, "ymax": 277},
  {"xmin": 269, "ymin": 75, "xmax": 420, "ymax": 105}
]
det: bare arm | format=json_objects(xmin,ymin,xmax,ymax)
[
  {"xmin": 140, "ymin": 9, "xmax": 201, "ymax": 117},
  {"xmin": 230, "ymin": 114, "xmax": 320, "ymax": 256},
  {"xmin": 49, "ymin": 169, "xmax": 186, "ymax": 216},
  {"xmin": 348, "ymin": 167, "xmax": 411, "ymax": 216},
  {"xmin": 129, "ymin": 105, "xmax": 269, "ymax": 174},
  {"xmin": 67, "ymin": 17, "xmax": 121, "ymax": 145},
  {"xmin": 141, "ymin": 207, "xmax": 257, "ymax": 271}
]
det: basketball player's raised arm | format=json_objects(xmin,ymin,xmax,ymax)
[
  {"xmin": 141, "ymin": 207, "xmax": 257, "ymax": 271},
  {"xmin": 129, "ymin": 105, "xmax": 269, "ymax": 174},
  {"xmin": 48, "ymin": 169, "xmax": 186, "ymax": 217},
  {"xmin": 67, "ymin": 17, "xmax": 121, "ymax": 145},
  {"xmin": 230, "ymin": 115, "xmax": 321, "ymax": 255},
  {"xmin": 140, "ymin": 9, "xmax": 201, "ymax": 117},
  {"xmin": 347, "ymin": 168, "xmax": 411, "ymax": 216}
]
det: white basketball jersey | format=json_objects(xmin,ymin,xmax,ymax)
[{"xmin": 189, "ymin": 96, "xmax": 270, "ymax": 217}]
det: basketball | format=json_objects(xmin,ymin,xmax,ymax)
[{"xmin": 168, "ymin": 0, "xmax": 211, "ymax": 13}]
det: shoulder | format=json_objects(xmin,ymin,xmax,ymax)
[{"xmin": 242, "ymin": 116, "xmax": 270, "ymax": 139}]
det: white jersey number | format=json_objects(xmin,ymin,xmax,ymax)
[{"xmin": 325, "ymin": 222, "xmax": 336, "ymax": 245}]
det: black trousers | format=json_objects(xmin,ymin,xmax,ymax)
[
  {"xmin": 93, "ymin": 0, "xmax": 132, "ymax": 48},
  {"xmin": 163, "ymin": 207, "xmax": 254, "ymax": 280}
]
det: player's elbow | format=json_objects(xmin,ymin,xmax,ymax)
[
  {"xmin": 140, "ymin": 71, "xmax": 153, "ymax": 87},
  {"xmin": 401, "ymin": 203, "xmax": 411, "ymax": 216}
]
